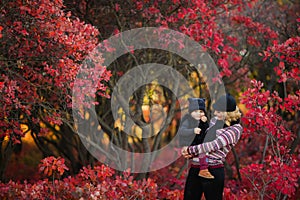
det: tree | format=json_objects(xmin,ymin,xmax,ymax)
[
  {"xmin": 61, "ymin": 0, "xmax": 259, "ymax": 178},
  {"xmin": 1, "ymin": 0, "xmax": 299, "ymax": 198},
  {"xmin": 64, "ymin": 0, "xmax": 300, "ymax": 198}
]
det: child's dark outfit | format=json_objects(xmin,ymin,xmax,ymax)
[{"xmin": 178, "ymin": 98, "xmax": 214, "ymax": 179}]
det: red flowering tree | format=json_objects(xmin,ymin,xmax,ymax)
[
  {"xmin": 0, "ymin": 0, "xmax": 111, "ymax": 180},
  {"xmin": 234, "ymin": 79, "xmax": 300, "ymax": 199}
]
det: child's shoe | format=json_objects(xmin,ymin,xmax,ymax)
[{"xmin": 198, "ymin": 169, "xmax": 214, "ymax": 179}]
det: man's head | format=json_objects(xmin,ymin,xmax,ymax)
[{"xmin": 213, "ymin": 93, "xmax": 236, "ymax": 112}]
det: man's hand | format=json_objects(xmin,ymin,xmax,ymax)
[{"xmin": 181, "ymin": 146, "xmax": 192, "ymax": 158}]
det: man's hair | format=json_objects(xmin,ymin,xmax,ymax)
[{"xmin": 225, "ymin": 106, "xmax": 242, "ymax": 126}]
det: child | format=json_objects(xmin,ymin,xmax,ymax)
[{"xmin": 178, "ymin": 98, "xmax": 214, "ymax": 179}]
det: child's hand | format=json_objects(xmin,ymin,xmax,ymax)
[
  {"xmin": 200, "ymin": 116, "xmax": 207, "ymax": 122},
  {"xmin": 194, "ymin": 128, "xmax": 201, "ymax": 134}
]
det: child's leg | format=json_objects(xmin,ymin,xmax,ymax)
[
  {"xmin": 198, "ymin": 154, "xmax": 208, "ymax": 170},
  {"xmin": 198, "ymin": 154, "xmax": 214, "ymax": 179}
]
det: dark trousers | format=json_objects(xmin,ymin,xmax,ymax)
[{"xmin": 183, "ymin": 167, "xmax": 225, "ymax": 200}]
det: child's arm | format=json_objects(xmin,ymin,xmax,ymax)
[
  {"xmin": 178, "ymin": 118, "xmax": 197, "ymax": 146},
  {"xmin": 200, "ymin": 116, "xmax": 207, "ymax": 123}
]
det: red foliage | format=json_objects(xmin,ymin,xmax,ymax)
[
  {"xmin": 264, "ymin": 36, "xmax": 300, "ymax": 83},
  {"xmin": 127, "ymin": 0, "xmax": 260, "ymax": 83},
  {"xmin": 225, "ymin": 155, "xmax": 300, "ymax": 200},
  {"xmin": 240, "ymin": 80, "xmax": 293, "ymax": 143},
  {"xmin": 0, "ymin": 0, "xmax": 111, "ymax": 143},
  {"xmin": 234, "ymin": 79, "xmax": 300, "ymax": 199},
  {"xmin": 39, "ymin": 156, "xmax": 69, "ymax": 177},
  {"xmin": 0, "ymin": 157, "xmax": 185, "ymax": 199}
]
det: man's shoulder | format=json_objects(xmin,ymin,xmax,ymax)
[
  {"xmin": 224, "ymin": 123, "xmax": 243, "ymax": 133},
  {"xmin": 209, "ymin": 117, "xmax": 218, "ymax": 125}
]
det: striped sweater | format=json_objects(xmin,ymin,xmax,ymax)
[{"xmin": 187, "ymin": 119, "xmax": 243, "ymax": 167}]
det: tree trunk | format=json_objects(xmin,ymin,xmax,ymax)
[{"xmin": 0, "ymin": 138, "xmax": 13, "ymax": 182}]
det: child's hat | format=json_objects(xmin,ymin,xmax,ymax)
[{"xmin": 188, "ymin": 98, "xmax": 206, "ymax": 113}]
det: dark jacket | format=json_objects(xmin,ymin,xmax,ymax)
[{"xmin": 178, "ymin": 114, "xmax": 209, "ymax": 147}]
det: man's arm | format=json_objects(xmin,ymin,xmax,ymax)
[{"xmin": 187, "ymin": 124, "xmax": 243, "ymax": 156}]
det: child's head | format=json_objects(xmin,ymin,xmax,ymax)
[{"xmin": 188, "ymin": 98, "xmax": 206, "ymax": 120}]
